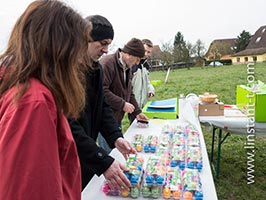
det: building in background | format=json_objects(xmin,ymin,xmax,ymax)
[
  {"xmin": 232, "ymin": 25, "xmax": 266, "ymax": 64},
  {"xmin": 205, "ymin": 38, "xmax": 237, "ymax": 65}
]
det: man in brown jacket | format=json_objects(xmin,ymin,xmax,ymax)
[{"xmin": 98, "ymin": 38, "xmax": 149, "ymax": 153}]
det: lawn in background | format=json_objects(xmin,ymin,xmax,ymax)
[{"xmin": 122, "ymin": 63, "xmax": 266, "ymax": 200}]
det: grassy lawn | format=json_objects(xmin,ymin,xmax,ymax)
[{"xmin": 122, "ymin": 63, "xmax": 266, "ymax": 200}]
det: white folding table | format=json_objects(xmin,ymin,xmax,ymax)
[{"xmin": 82, "ymin": 117, "xmax": 218, "ymax": 200}]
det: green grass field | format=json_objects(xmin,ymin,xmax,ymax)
[{"xmin": 123, "ymin": 63, "xmax": 266, "ymax": 200}]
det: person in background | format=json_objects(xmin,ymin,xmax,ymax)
[
  {"xmin": 98, "ymin": 38, "xmax": 149, "ymax": 153},
  {"xmin": 0, "ymin": 1, "xmax": 90, "ymax": 199},
  {"xmin": 128, "ymin": 39, "xmax": 155, "ymax": 123},
  {"xmin": 68, "ymin": 15, "xmax": 136, "ymax": 191}
]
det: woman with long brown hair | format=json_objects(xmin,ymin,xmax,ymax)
[{"xmin": 0, "ymin": 1, "xmax": 91, "ymax": 199}]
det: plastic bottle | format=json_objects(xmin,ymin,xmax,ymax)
[
  {"xmin": 186, "ymin": 93, "xmax": 199, "ymax": 118},
  {"xmin": 178, "ymin": 94, "xmax": 185, "ymax": 121}
]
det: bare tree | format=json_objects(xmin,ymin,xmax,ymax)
[
  {"xmin": 194, "ymin": 39, "xmax": 206, "ymax": 58},
  {"xmin": 209, "ymin": 46, "xmax": 221, "ymax": 66},
  {"xmin": 183, "ymin": 41, "xmax": 195, "ymax": 69},
  {"xmin": 160, "ymin": 41, "xmax": 174, "ymax": 65},
  {"xmin": 194, "ymin": 39, "xmax": 206, "ymax": 66}
]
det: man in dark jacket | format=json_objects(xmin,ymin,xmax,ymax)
[
  {"xmin": 101, "ymin": 38, "xmax": 149, "ymax": 123},
  {"xmin": 97, "ymin": 38, "xmax": 149, "ymax": 153},
  {"xmin": 68, "ymin": 15, "xmax": 136, "ymax": 192}
]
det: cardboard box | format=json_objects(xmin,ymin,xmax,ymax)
[
  {"xmin": 142, "ymin": 98, "xmax": 178, "ymax": 119},
  {"xmin": 236, "ymin": 85, "xmax": 266, "ymax": 122},
  {"xmin": 198, "ymin": 102, "xmax": 224, "ymax": 116}
]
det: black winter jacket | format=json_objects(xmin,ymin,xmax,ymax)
[{"xmin": 68, "ymin": 62, "xmax": 123, "ymax": 190}]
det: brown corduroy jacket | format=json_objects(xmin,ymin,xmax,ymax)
[{"xmin": 100, "ymin": 49, "xmax": 141, "ymax": 122}]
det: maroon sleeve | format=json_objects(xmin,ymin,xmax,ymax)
[{"xmin": 101, "ymin": 58, "xmax": 125, "ymax": 111}]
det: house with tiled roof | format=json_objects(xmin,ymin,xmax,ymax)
[
  {"xmin": 232, "ymin": 25, "xmax": 266, "ymax": 64},
  {"xmin": 149, "ymin": 45, "xmax": 163, "ymax": 66},
  {"xmin": 205, "ymin": 38, "xmax": 237, "ymax": 62}
]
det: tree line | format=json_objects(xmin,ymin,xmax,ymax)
[{"xmin": 158, "ymin": 30, "xmax": 252, "ymax": 67}]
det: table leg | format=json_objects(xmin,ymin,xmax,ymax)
[
  {"xmin": 216, "ymin": 128, "xmax": 222, "ymax": 177},
  {"xmin": 216, "ymin": 130, "xmax": 231, "ymax": 178},
  {"xmin": 210, "ymin": 127, "xmax": 216, "ymax": 163}
]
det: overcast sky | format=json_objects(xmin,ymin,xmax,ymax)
[{"xmin": 0, "ymin": 0, "xmax": 265, "ymax": 53}]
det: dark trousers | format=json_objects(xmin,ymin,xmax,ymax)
[{"xmin": 97, "ymin": 122, "xmax": 122, "ymax": 154}]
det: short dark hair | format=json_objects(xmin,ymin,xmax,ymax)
[{"xmin": 142, "ymin": 39, "xmax": 153, "ymax": 47}]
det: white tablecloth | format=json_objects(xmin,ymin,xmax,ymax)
[
  {"xmin": 199, "ymin": 108, "xmax": 266, "ymax": 136},
  {"xmin": 82, "ymin": 102, "xmax": 218, "ymax": 200}
]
